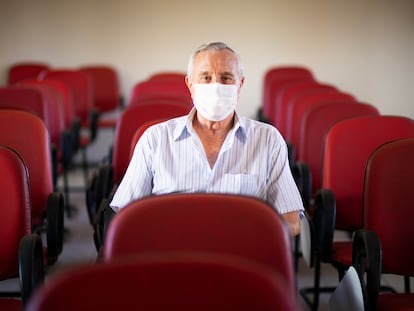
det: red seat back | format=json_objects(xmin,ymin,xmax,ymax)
[
  {"xmin": 28, "ymin": 253, "xmax": 300, "ymax": 311},
  {"xmin": 363, "ymin": 137, "xmax": 414, "ymax": 276},
  {"xmin": 322, "ymin": 115, "xmax": 414, "ymax": 230},
  {"xmin": 0, "ymin": 86, "xmax": 49, "ymax": 126},
  {"xmin": 103, "ymin": 193, "xmax": 296, "ymax": 296},
  {"xmin": 285, "ymin": 89, "xmax": 352, "ymax": 146},
  {"xmin": 129, "ymin": 80, "xmax": 192, "ymax": 107},
  {"xmin": 129, "ymin": 119, "xmax": 167, "ymax": 160},
  {"xmin": 0, "ymin": 110, "xmax": 53, "ymax": 226},
  {"xmin": 37, "ymin": 78, "xmax": 76, "ymax": 130},
  {"xmin": 112, "ymin": 102, "xmax": 190, "ymax": 183},
  {"xmin": 262, "ymin": 66, "xmax": 314, "ymax": 123},
  {"xmin": 299, "ymin": 102, "xmax": 379, "ymax": 195},
  {"xmin": 18, "ymin": 81, "xmax": 66, "ymax": 149},
  {"xmin": 39, "ymin": 69, "xmax": 93, "ymax": 123},
  {"xmin": 79, "ymin": 66, "xmax": 121, "ymax": 113},
  {"xmin": 7, "ymin": 62, "xmax": 49, "ymax": 85},
  {"xmin": 0, "ymin": 145, "xmax": 31, "ymax": 280},
  {"xmin": 274, "ymin": 82, "xmax": 337, "ymax": 136}
]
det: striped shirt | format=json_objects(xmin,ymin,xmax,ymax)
[{"xmin": 110, "ymin": 108, "xmax": 304, "ymax": 215}]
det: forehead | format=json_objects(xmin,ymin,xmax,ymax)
[{"xmin": 193, "ymin": 49, "xmax": 238, "ymax": 74}]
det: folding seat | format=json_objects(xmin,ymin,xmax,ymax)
[
  {"xmin": 39, "ymin": 69, "xmax": 98, "ymax": 185},
  {"xmin": 0, "ymin": 110, "xmax": 65, "ymax": 266},
  {"xmin": 102, "ymin": 193, "xmax": 297, "ymax": 297},
  {"xmin": 352, "ymin": 137, "xmax": 414, "ymax": 311},
  {"xmin": 86, "ymin": 102, "xmax": 190, "ymax": 230},
  {"xmin": 147, "ymin": 71, "xmax": 186, "ymax": 82},
  {"xmin": 27, "ymin": 252, "xmax": 301, "ymax": 311},
  {"xmin": 7, "ymin": 62, "xmax": 49, "ymax": 85},
  {"xmin": 258, "ymin": 66, "xmax": 314, "ymax": 123},
  {"xmin": 79, "ymin": 65, "xmax": 123, "ymax": 128},
  {"xmin": 129, "ymin": 80, "xmax": 193, "ymax": 107},
  {"xmin": 0, "ymin": 145, "xmax": 44, "ymax": 310},
  {"xmin": 299, "ymin": 115, "xmax": 414, "ymax": 310}
]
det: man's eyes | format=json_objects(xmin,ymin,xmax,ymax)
[{"xmin": 197, "ymin": 75, "xmax": 235, "ymax": 83}]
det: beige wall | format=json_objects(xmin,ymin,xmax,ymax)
[{"xmin": 0, "ymin": 0, "xmax": 413, "ymax": 119}]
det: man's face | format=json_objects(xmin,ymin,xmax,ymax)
[{"xmin": 186, "ymin": 49, "xmax": 244, "ymax": 97}]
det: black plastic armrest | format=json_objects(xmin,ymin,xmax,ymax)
[
  {"xmin": 287, "ymin": 141, "xmax": 295, "ymax": 167},
  {"xmin": 352, "ymin": 229, "xmax": 382, "ymax": 311},
  {"xmin": 89, "ymin": 108, "xmax": 100, "ymax": 141},
  {"xmin": 71, "ymin": 117, "xmax": 81, "ymax": 153},
  {"xmin": 291, "ymin": 161, "xmax": 312, "ymax": 211},
  {"xmin": 46, "ymin": 191, "xmax": 65, "ymax": 265},
  {"xmin": 60, "ymin": 128, "xmax": 73, "ymax": 169},
  {"xmin": 19, "ymin": 233, "xmax": 45, "ymax": 306},
  {"xmin": 312, "ymin": 188, "xmax": 336, "ymax": 260}
]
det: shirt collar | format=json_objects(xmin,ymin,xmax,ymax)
[{"xmin": 173, "ymin": 108, "xmax": 247, "ymax": 141}]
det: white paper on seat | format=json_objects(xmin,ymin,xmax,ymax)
[{"xmin": 329, "ymin": 266, "xmax": 364, "ymax": 311}]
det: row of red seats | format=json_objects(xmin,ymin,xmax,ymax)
[
  {"xmin": 0, "ymin": 62, "xmax": 124, "ymax": 310},
  {"xmin": 258, "ymin": 66, "xmax": 414, "ymax": 310}
]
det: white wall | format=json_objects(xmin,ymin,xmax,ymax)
[{"xmin": 1, "ymin": 0, "xmax": 413, "ymax": 120}]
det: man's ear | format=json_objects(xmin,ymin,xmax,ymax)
[
  {"xmin": 185, "ymin": 75, "xmax": 192, "ymax": 89},
  {"xmin": 185, "ymin": 76, "xmax": 194, "ymax": 97}
]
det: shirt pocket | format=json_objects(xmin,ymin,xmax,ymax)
[{"xmin": 219, "ymin": 173, "xmax": 259, "ymax": 196}]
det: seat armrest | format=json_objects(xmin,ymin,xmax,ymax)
[
  {"xmin": 313, "ymin": 188, "xmax": 336, "ymax": 260},
  {"xmin": 46, "ymin": 191, "xmax": 65, "ymax": 265},
  {"xmin": 291, "ymin": 161, "xmax": 312, "ymax": 210},
  {"xmin": 19, "ymin": 233, "xmax": 45, "ymax": 306},
  {"xmin": 352, "ymin": 229, "xmax": 382, "ymax": 311}
]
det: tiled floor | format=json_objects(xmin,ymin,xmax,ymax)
[{"xmin": 1, "ymin": 142, "xmax": 412, "ymax": 310}]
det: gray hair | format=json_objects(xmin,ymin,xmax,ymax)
[{"xmin": 187, "ymin": 42, "xmax": 244, "ymax": 81}]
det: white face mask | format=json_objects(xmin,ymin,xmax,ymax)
[{"xmin": 193, "ymin": 83, "xmax": 238, "ymax": 121}]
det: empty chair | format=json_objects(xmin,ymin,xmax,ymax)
[
  {"xmin": 293, "ymin": 101, "xmax": 379, "ymax": 208},
  {"xmin": 0, "ymin": 84, "xmax": 73, "ymax": 213},
  {"xmin": 129, "ymin": 80, "xmax": 193, "ymax": 107},
  {"xmin": 299, "ymin": 115, "xmax": 414, "ymax": 310},
  {"xmin": 39, "ymin": 69, "xmax": 98, "ymax": 184},
  {"xmin": 0, "ymin": 145, "xmax": 44, "ymax": 309},
  {"xmin": 86, "ymin": 102, "xmax": 190, "ymax": 230},
  {"xmin": 353, "ymin": 137, "xmax": 414, "ymax": 311},
  {"xmin": 258, "ymin": 66, "xmax": 314, "ymax": 123},
  {"xmin": 7, "ymin": 62, "xmax": 49, "ymax": 85},
  {"xmin": 102, "ymin": 193, "xmax": 297, "ymax": 297},
  {"xmin": 0, "ymin": 110, "xmax": 65, "ymax": 266},
  {"xmin": 79, "ymin": 65, "xmax": 123, "ymax": 128},
  {"xmin": 27, "ymin": 253, "xmax": 301, "ymax": 311}
]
